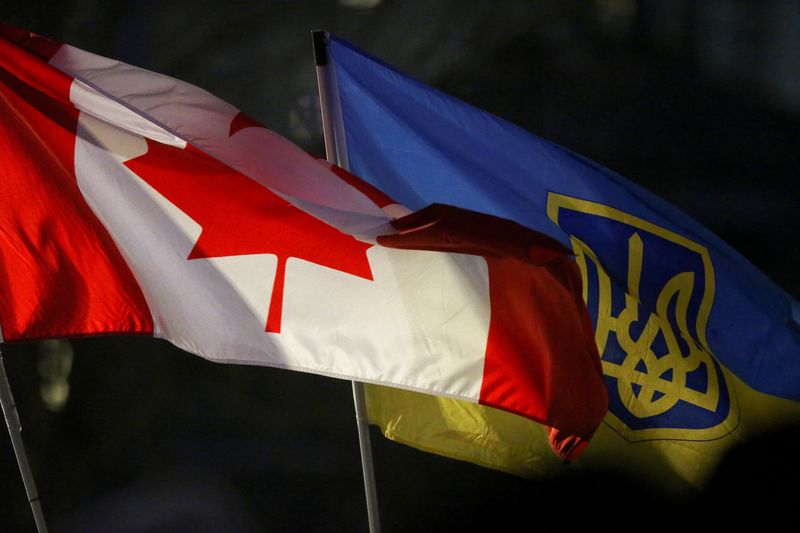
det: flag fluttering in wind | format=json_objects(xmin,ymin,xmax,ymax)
[
  {"xmin": 0, "ymin": 24, "xmax": 608, "ymax": 458},
  {"xmin": 325, "ymin": 34, "xmax": 800, "ymax": 488}
]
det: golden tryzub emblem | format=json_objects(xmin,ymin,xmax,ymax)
[{"xmin": 547, "ymin": 193, "xmax": 737, "ymax": 441}]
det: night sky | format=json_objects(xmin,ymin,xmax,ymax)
[{"xmin": 1, "ymin": 1, "xmax": 798, "ymax": 531}]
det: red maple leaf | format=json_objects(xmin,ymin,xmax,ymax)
[{"xmin": 124, "ymin": 137, "xmax": 374, "ymax": 333}]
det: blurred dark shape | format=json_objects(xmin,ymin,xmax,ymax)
[
  {"xmin": 375, "ymin": 441, "xmax": 676, "ymax": 530},
  {"xmin": 698, "ymin": 423, "xmax": 800, "ymax": 527},
  {"xmin": 55, "ymin": 473, "xmax": 262, "ymax": 533}
]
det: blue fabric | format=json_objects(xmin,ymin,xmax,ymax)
[{"xmin": 328, "ymin": 36, "xmax": 800, "ymax": 405}]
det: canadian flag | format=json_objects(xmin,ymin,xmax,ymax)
[{"xmin": 0, "ymin": 25, "xmax": 607, "ymax": 458}]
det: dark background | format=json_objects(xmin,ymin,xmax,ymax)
[{"xmin": 1, "ymin": 1, "xmax": 798, "ymax": 531}]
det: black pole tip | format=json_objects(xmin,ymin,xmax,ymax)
[{"xmin": 311, "ymin": 30, "xmax": 328, "ymax": 66}]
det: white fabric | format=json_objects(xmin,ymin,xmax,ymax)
[
  {"xmin": 51, "ymin": 44, "xmax": 390, "ymax": 237},
  {"xmin": 65, "ymin": 57, "xmax": 492, "ymax": 402}
]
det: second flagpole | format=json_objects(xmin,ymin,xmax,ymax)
[
  {"xmin": 312, "ymin": 29, "xmax": 381, "ymax": 533},
  {"xmin": 0, "ymin": 350, "xmax": 49, "ymax": 533}
]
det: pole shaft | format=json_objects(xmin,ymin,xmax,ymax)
[
  {"xmin": 0, "ymin": 350, "xmax": 49, "ymax": 533},
  {"xmin": 351, "ymin": 381, "xmax": 381, "ymax": 533},
  {"xmin": 312, "ymin": 29, "xmax": 381, "ymax": 533},
  {"xmin": 312, "ymin": 30, "xmax": 349, "ymax": 169}
]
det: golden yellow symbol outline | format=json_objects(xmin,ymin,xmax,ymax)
[{"xmin": 547, "ymin": 193, "xmax": 738, "ymax": 441}]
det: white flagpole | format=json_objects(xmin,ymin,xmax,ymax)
[
  {"xmin": 312, "ymin": 29, "xmax": 381, "ymax": 533},
  {"xmin": 0, "ymin": 349, "xmax": 49, "ymax": 533}
]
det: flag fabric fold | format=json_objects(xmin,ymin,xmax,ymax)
[
  {"xmin": 326, "ymin": 34, "xmax": 800, "ymax": 487},
  {"xmin": 0, "ymin": 24, "xmax": 607, "ymax": 457}
]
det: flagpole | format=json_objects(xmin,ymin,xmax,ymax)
[
  {"xmin": 312, "ymin": 29, "xmax": 381, "ymax": 533},
  {"xmin": 0, "ymin": 349, "xmax": 49, "ymax": 533}
]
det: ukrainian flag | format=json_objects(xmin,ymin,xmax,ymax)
[{"xmin": 326, "ymin": 35, "xmax": 800, "ymax": 491}]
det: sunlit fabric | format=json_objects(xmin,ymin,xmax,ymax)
[{"xmin": 0, "ymin": 23, "xmax": 607, "ymax": 456}]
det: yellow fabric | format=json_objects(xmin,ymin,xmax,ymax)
[
  {"xmin": 365, "ymin": 384, "xmax": 562, "ymax": 479},
  {"xmin": 367, "ymin": 194, "xmax": 800, "ymax": 491},
  {"xmin": 366, "ymin": 367, "xmax": 800, "ymax": 492}
]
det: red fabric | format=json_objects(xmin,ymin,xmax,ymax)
[
  {"xmin": 324, "ymin": 161, "xmax": 395, "ymax": 208},
  {"xmin": 0, "ymin": 32, "xmax": 153, "ymax": 340},
  {"xmin": 0, "ymin": 23, "xmax": 62, "ymax": 61},
  {"xmin": 228, "ymin": 111, "xmax": 263, "ymax": 137},
  {"xmin": 124, "ymin": 139, "xmax": 374, "ymax": 334},
  {"xmin": 378, "ymin": 204, "xmax": 607, "ymax": 458},
  {"xmin": 1, "ymin": 23, "xmax": 606, "ymax": 460},
  {"xmin": 547, "ymin": 426, "xmax": 593, "ymax": 463},
  {"xmin": 480, "ymin": 253, "xmax": 606, "ymax": 457}
]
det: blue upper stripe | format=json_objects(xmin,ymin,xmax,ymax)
[{"xmin": 328, "ymin": 35, "xmax": 800, "ymax": 401}]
